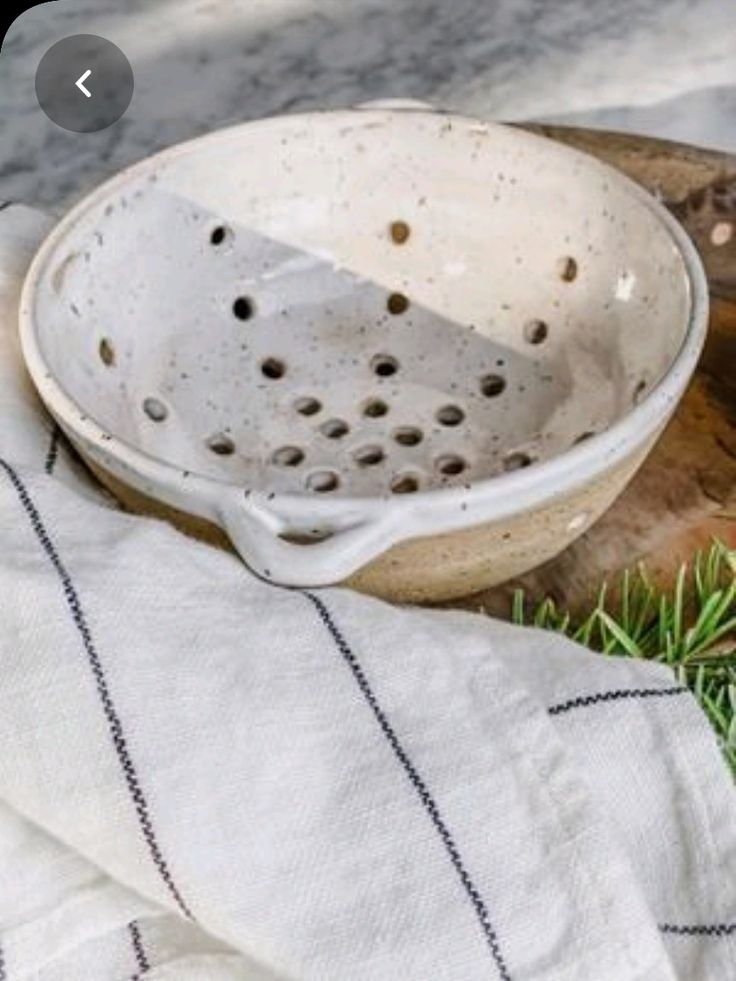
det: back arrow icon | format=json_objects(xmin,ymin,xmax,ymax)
[{"xmin": 75, "ymin": 69, "xmax": 92, "ymax": 98}]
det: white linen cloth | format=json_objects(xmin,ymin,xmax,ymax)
[{"xmin": 0, "ymin": 204, "xmax": 734, "ymax": 981}]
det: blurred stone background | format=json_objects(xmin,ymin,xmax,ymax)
[{"xmin": 1, "ymin": 0, "xmax": 734, "ymax": 208}]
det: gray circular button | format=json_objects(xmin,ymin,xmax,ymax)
[{"xmin": 35, "ymin": 35, "xmax": 133, "ymax": 133}]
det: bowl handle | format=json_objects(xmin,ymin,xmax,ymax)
[
  {"xmin": 0, "ymin": 204, "xmax": 56, "ymax": 288},
  {"xmin": 221, "ymin": 493, "xmax": 405, "ymax": 588}
]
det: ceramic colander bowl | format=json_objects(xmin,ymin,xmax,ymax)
[{"xmin": 11, "ymin": 106, "xmax": 708, "ymax": 602}]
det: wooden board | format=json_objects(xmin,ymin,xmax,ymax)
[{"xmin": 454, "ymin": 126, "xmax": 736, "ymax": 616}]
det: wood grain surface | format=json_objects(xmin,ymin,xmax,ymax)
[{"xmin": 453, "ymin": 126, "xmax": 736, "ymax": 615}]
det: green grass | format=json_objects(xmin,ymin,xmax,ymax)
[{"xmin": 510, "ymin": 540, "xmax": 736, "ymax": 777}]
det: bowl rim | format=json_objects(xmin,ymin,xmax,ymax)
[{"xmin": 19, "ymin": 108, "xmax": 710, "ymax": 541}]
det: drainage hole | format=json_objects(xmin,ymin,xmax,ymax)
[
  {"xmin": 99, "ymin": 337, "xmax": 115, "ymax": 366},
  {"xmin": 436, "ymin": 454, "xmax": 466, "ymax": 476},
  {"xmin": 390, "ymin": 220, "xmax": 411, "ymax": 244},
  {"xmin": 261, "ymin": 357, "xmax": 286, "ymax": 380},
  {"xmin": 523, "ymin": 319, "xmax": 549, "ymax": 344},
  {"xmin": 294, "ymin": 396, "xmax": 322, "ymax": 416},
  {"xmin": 503, "ymin": 450, "xmax": 534, "ymax": 471},
  {"xmin": 436, "ymin": 404, "xmax": 465, "ymax": 427},
  {"xmin": 557, "ymin": 256, "xmax": 578, "ymax": 282},
  {"xmin": 207, "ymin": 433, "xmax": 236, "ymax": 456},
  {"xmin": 210, "ymin": 225, "xmax": 229, "ymax": 246},
  {"xmin": 363, "ymin": 398, "xmax": 389, "ymax": 418},
  {"xmin": 480, "ymin": 374, "xmax": 506, "ymax": 398},
  {"xmin": 393, "ymin": 426, "xmax": 423, "ymax": 447},
  {"xmin": 371, "ymin": 354, "xmax": 399, "ymax": 377},
  {"xmin": 711, "ymin": 221, "xmax": 733, "ymax": 247},
  {"xmin": 307, "ymin": 470, "xmax": 339, "ymax": 493},
  {"xmin": 354, "ymin": 445, "xmax": 385, "ymax": 467},
  {"xmin": 233, "ymin": 296, "xmax": 255, "ymax": 320},
  {"xmin": 387, "ymin": 292, "xmax": 410, "ymax": 315},
  {"xmin": 142, "ymin": 397, "xmax": 167, "ymax": 422},
  {"xmin": 272, "ymin": 445, "xmax": 304, "ymax": 467},
  {"xmin": 320, "ymin": 418, "xmax": 349, "ymax": 439},
  {"xmin": 391, "ymin": 473, "xmax": 420, "ymax": 494},
  {"xmin": 633, "ymin": 379, "xmax": 647, "ymax": 405}
]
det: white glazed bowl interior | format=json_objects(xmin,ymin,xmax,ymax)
[{"xmin": 19, "ymin": 110, "xmax": 706, "ymax": 584}]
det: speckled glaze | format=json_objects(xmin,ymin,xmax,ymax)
[{"xmin": 12, "ymin": 107, "xmax": 709, "ymax": 599}]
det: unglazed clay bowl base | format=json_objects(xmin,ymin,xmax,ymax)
[{"xmin": 84, "ymin": 429, "xmax": 657, "ymax": 604}]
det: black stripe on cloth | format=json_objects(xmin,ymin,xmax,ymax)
[
  {"xmin": 304, "ymin": 591, "xmax": 512, "ymax": 981},
  {"xmin": 128, "ymin": 920, "xmax": 150, "ymax": 975},
  {"xmin": 44, "ymin": 425, "xmax": 62, "ymax": 475},
  {"xmin": 548, "ymin": 685, "xmax": 688, "ymax": 716},
  {"xmin": 0, "ymin": 459, "xmax": 194, "ymax": 921},
  {"xmin": 0, "ymin": 941, "xmax": 6, "ymax": 980},
  {"xmin": 660, "ymin": 923, "xmax": 736, "ymax": 937}
]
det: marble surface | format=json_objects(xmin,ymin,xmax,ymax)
[{"xmin": 0, "ymin": 0, "xmax": 735, "ymax": 212}]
